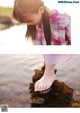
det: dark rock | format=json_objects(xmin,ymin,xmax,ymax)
[
  {"xmin": 0, "ymin": 16, "xmax": 13, "ymax": 25},
  {"xmin": 29, "ymin": 66, "xmax": 75, "ymax": 107},
  {"xmin": 0, "ymin": 16, "xmax": 19, "ymax": 30},
  {"xmin": 31, "ymin": 97, "xmax": 45, "ymax": 104}
]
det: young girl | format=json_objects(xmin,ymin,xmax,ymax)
[{"xmin": 13, "ymin": 0, "xmax": 71, "ymax": 92}]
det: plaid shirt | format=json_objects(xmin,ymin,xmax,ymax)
[{"xmin": 34, "ymin": 10, "xmax": 71, "ymax": 45}]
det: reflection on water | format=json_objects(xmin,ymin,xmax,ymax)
[
  {"xmin": 0, "ymin": 82, "xmax": 31, "ymax": 107},
  {"xmin": 0, "ymin": 54, "xmax": 80, "ymax": 107}
]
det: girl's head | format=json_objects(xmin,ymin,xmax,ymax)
[
  {"xmin": 13, "ymin": 0, "xmax": 51, "ymax": 45},
  {"xmin": 13, "ymin": 0, "xmax": 44, "ymax": 25}
]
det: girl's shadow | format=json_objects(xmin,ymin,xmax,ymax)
[{"xmin": 29, "ymin": 66, "xmax": 80, "ymax": 107}]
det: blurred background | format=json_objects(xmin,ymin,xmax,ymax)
[
  {"xmin": 0, "ymin": 0, "xmax": 34, "ymax": 47},
  {"xmin": 0, "ymin": 0, "xmax": 17, "ymax": 30}
]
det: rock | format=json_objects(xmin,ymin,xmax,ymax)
[
  {"xmin": 29, "ymin": 66, "xmax": 76, "ymax": 107},
  {"xmin": 0, "ymin": 16, "xmax": 19, "ymax": 30},
  {"xmin": 0, "ymin": 16, "xmax": 13, "ymax": 25},
  {"xmin": 31, "ymin": 97, "xmax": 45, "ymax": 104}
]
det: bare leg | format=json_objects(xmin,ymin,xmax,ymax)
[{"xmin": 35, "ymin": 64, "xmax": 56, "ymax": 91}]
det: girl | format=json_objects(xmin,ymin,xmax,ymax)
[{"xmin": 13, "ymin": 0, "xmax": 71, "ymax": 92}]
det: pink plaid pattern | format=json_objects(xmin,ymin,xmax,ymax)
[{"xmin": 35, "ymin": 10, "xmax": 71, "ymax": 45}]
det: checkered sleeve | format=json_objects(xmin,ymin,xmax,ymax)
[{"xmin": 58, "ymin": 13, "xmax": 71, "ymax": 45}]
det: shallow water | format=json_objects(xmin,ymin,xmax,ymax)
[{"xmin": 0, "ymin": 54, "xmax": 80, "ymax": 107}]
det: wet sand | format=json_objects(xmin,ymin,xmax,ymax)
[{"xmin": 0, "ymin": 54, "xmax": 80, "ymax": 107}]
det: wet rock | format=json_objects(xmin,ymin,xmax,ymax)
[
  {"xmin": 31, "ymin": 97, "xmax": 45, "ymax": 104},
  {"xmin": 0, "ymin": 16, "xmax": 19, "ymax": 30},
  {"xmin": 29, "ymin": 67, "xmax": 74, "ymax": 107},
  {"xmin": 0, "ymin": 16, "xmax": 12, "ymax": 25},
  {"xmin": 30, "ymin": 80, "xmax": 74, "ymax": 107}
]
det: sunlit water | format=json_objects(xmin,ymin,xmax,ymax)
[{"xmin": 0, "ymin": 25, "xmax": 33, "ymax": 46}]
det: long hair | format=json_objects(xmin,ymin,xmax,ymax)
[
  {"xmin": 13, "ymin": 0, "xmax": 51, "ymax": 45},
  {"xmin": 42, "ymin": 7, "xmax": 51, "ymax": 45},
  {"xmin": 26, "ymin": 7, "xmax": 51, "ymax": 45}
]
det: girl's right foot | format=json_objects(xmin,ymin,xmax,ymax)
[{"xmin": 35, "ymin": 64, "xmax": 56, "ymax": 92}]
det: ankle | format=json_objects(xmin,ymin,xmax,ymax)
[
  {"xmin": 45, "ymin": 64, "xmax": 55, "ymax": 72},
  {"xmin": 44, "ymin": 69, "xmax": 55, "ymax": 77}
]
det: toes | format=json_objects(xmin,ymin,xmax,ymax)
[
  {"xmin": 38, "ymin": 85, "xmax": 42, "ymax": 91},
  {"xmin": 35, "ymin": 82, "xmax": 44, "ymax": 91},
  {"xmin": 35, "ymin": 81, "xmax": 50, "ymax": 92},
  {"xmin": 42, "ymin": 86, "xmax": 48, "ymax": 91},
  {"xmin": 34, "ymin": 79, "xmax": 52, "ymax": 92},
  {"xmin": 37, "ymin": 83, "xmax": 44, "ymax": 91},
  {"xmin": 35, "ymin": 82, "xmax": 39, "ymax": 91},
  {"xmin": 41, "ymin": 86, "xmax": 45, "ymax": 91}
]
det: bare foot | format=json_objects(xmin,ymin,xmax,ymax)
[{"xmin": 35, "ymin": 65, "xmax": 56, "ymax": 92}]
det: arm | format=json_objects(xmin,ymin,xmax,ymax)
[
  {"xmin": 65, "ymin": 16, "xmax": 71, "ymax": 45},
  {"xmin": 58, "ymin": 13, "xmax": 71, "ymax": 45}
]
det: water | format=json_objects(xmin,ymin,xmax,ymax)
[
  {"xmin": 0, "ymin": 54, "xmax": 80, "ymax": 107},
  {"xmin": 0, "ymin": 25, "xmax": 32, "ymax": 46}
]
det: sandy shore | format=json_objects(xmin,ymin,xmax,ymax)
[{"xmin": 0, "ymin": 54, "xmax": 80, "ymax": 107}]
